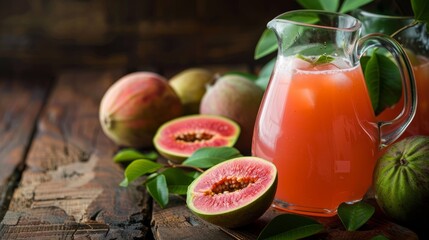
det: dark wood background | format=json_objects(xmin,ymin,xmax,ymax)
[{"xmin": 0, "ymin": 0, "xmax": 300, "ymax": 78}]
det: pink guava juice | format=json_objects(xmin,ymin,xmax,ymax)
[
  {"xmin": 377, "ymin": 55, "xmax": 429, "ymax": 137},
  {"xmin": 252, "ymin": 55, "xmax": 379, "ymax": 216}
]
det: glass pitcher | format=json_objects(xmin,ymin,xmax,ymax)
[
  {"xmin": 252, "ymin": 10, "xmax": 417, "ymax": 217},
  {"xmin": 354, "ymin": 9, "xmax": 429, "ymax": 138}
]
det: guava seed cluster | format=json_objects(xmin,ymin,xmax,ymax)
[
  {"xmin": 206, "ymin": 176, "xmax": 257, "ymax": 195},
  {"xmin": 175, "ymin": 131, "xmax": 214, "ymax": 142}
]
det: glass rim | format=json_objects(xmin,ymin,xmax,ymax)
[{"xmin": 270, "ymin": 9, "xmax": 361, "ymax": 32}]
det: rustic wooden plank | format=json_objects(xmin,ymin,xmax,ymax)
[
  {"xmin": 151, "ymin": 195, "xmax": 233, "ymax": 240},
  {"xmin": 0, "ymin": 70, "xmax": 151, "ymax": 239},
  {"xmin": 0, "ymin": 77, "xmax": 51, "ymax": 219},
  {"xmin": 151, "ymin": 195, "xmax": 419, "ymax": 240}
]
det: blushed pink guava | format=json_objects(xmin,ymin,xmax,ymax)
[{"xmin": 99, "ymin": 72, "xmax": 183, "ymax": 147}]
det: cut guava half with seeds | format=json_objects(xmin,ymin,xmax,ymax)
[
  {"xmin": 153, "ymin": 115, "xmax": 240, "ymax": 163},
  {"xmin": 187, "ymin": 156, "xmax": 277, "ymax": 228}
]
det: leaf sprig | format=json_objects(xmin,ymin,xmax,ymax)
[{"xmin": 117, "ymin": 147, "xmax": 242, "ymax": 208}]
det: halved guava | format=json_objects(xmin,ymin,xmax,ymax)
[
  {"xmin": 153, "ymin": 115, "xmax": 240, "ymax": 163},
  {"xmin": 187, "ymin": 157, "xmax": 277, "ymax": 228}
]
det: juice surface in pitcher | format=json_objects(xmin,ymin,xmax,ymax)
[{"xmin": 252, "ymin": 54, "xmax": 379, "ymax": 216}]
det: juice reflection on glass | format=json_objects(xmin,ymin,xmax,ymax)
[{"xmin": 252, "ymin": 55, "xmax": 379, "ymax": 216}]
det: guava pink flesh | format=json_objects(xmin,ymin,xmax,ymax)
[
  {"xmin": 161, "ymin": 138, "xmax": 229, "ymax": 155},
  {"xmin": 157, "ymin": 117, "xmax": 238, "ymax": 154},
  {"xmin": 191, "ymin": 159, "xmax": 274, "ymax": 213}
]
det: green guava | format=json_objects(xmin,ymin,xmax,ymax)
[
  {"xmin": 187, "ymin": 156, "xmax": 277, "ymax": 228},
  {"xmin": 153, "ymin": 115, "xmax": 240, "ymax": 163},
  {"xmin": 169, "ymin": 68, "xmax": 214, "ymax": 115},
  {"xmin": 373, "ymin": 136, "xmax": 429, "ymax": 230}
]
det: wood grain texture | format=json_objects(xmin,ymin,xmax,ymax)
[
  {"xmin": 0, "ymin": 77, "xmax": 51, "ymax": 219},
  {"xmin": 151, "ymin": 195, "xmax": 419, "ymax": 240},
  {"xmin": 0, "ymin": 70, "xmax": 152, "ymax": 239},
  {"xmin": 151, "ymin": 195, "xmax": 232, "ymax": 240}
]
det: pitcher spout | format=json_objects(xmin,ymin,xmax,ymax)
[
  {"xmin": 264, "ymin": 10, "xmax": 362, "ymax": 63},
  {"xmin": 267, "ymin": 18, "xmax": 279, "ymax": 32}
]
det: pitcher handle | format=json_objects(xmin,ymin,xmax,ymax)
[{"xmin": 356, "ymin": 33, "xmax": 417, "ymax": 149}]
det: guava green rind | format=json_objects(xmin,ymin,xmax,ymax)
[
  {"xmin": 373, "ymin": 136, "xmax": 429, "ymax": 228},
  {"xmin": 186, "ymin": 157, "xmax": 277, "ymax": 228},
  {"xmin": 153, "ymin": 115, "xmax": 240, "ymax": 163}
]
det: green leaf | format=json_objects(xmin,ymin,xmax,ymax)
[
  {"xmin": 314, "ymin": 55, "xmax": 334, "ymax": 65},
  {"xmin": 338, "ymin": 201, "xmax": 375, "ymax": 231},
  {"xmin": 160, "ymin": 168, "xmax": 196, "ymax": 195},
  {"xmin": 296, "ymin": 0, "xmax": 324, "ymax": 10},
  {"xmin": 120, "ymin": 159, "xmax": 163, "ymax": 187},
  {"xmin": 297, "ymin": 54, "xmax": 335, "ymax": 65},
  {"xmin": 339, "ymin": 0, "xmax": 374, "ymax": 13},
  {"xmin": 371, "ymin": 235, "xmax": 390, "ymax": 240},
  {"xmin": 363, "ymin": 52, "xmax": 402, "ymax": 115},
  {"xmin": 167, "ymin": 185, "xmax": 189, "ymax": 195},
  {"xmin": 360, "ymin": 56, "xmax": 371, "ymax": 72},
  {"xmin": 182, "ymin": 147, "xmax": 242, "ymax": 169},
  {"xmin": 146, "ymin": 174, "xmax": 169, "ymax": 208},
  {"xmin": 297, "ymin": 0, "xmax": 339, "ymax": 11},
  {"xmin": 255, "ymin": 57, "xmax": 277, "ymax": 90},
  {"xmin": 411, "ymin": 0, "xmax": 429, "ymax": 25},
  {"xmin": 186, "ymin": 171, "xmax": 202, "ymax": 179},
  {"xmin": 113, "ymin": 148, "xmax": 158, "ymax": 163},
  {"xmin": 259, "ymin": 57, "xmax": 277, "ymax": 78},
  {"xmin": 254, "ymin": 29, "xmax": 278, "ymax": 60},
  {"xmin": 257, "ymin": 214, "xmax": 324, "ymax": 240},
  {"xmin": 320, "ymin": 0, "xmax": 339, "ymax": 12}
]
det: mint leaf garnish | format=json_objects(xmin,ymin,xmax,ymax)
[{"xmin": 296, "ymin": 54, "xmax": 335, "ymax": 66}]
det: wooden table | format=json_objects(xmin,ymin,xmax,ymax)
[{"xmin": 0, "ymin": 69, "xmax": 423, "ymax": 239}]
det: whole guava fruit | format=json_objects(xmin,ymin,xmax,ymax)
[
  {"xmin": 373, "ymin": 136, "xmax": 429, "ymax": 230},
  {"xmin": 199, "ymin": 75, "xmax": 264, "ymax": 154},
  {"xmin": 187, "ymin": 156, "xmax": 277, "ymax": 228},
  {"xmin": 169, "ymin": 68, "xmax": 214, "ymax": 115},
  {"xmin": 99, "ymin": 72, "xmax": 183, "ymax": 147}
]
